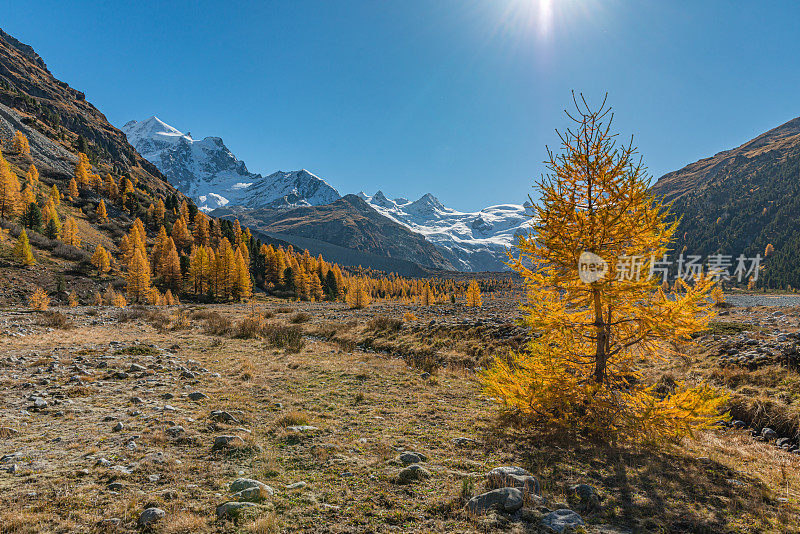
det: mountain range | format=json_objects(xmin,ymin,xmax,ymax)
[
  {"xmin": 122, "ymin": 117, "xmax": 340, "ymax": 212},
  {"xmin": 122, "ymin": 116, "xmax": 528, "ymax": 272}
]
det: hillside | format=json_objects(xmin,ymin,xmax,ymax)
[
  {"xmin": 213, "ymin": 195, "xmax": 456, "ymax": 272},
  {"xmin": 651, "ymin": 116, "xmax": 800, "ymax": 288},
  {"xmin": 0, "ymin": 30, "xmax": 168, "ymax": 193}
]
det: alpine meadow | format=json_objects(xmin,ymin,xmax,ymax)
[{"xmin": 2, "ymin": 3, "xmax": 800, "ymax": 534}]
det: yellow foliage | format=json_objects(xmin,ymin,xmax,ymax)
[
  {"xmin": 62, "ymin": 216, "xmax": 81, "ymax": 247},
  {"xmin": 14, "ymin": 229, "xmax": 35, "ymax": 266},
  {"xmin": 465, "ymin": 279, "xmax": 482, "ymax": 307},
  {"xmin": 29, "ymin": 287, "xmax": 49, "ymax": 311},
  {"xmin": 484, "ymin": 96, "xmax": 725, "ymax": 444},
  {"xmin": 68, "ymin": 291, "xmax": 79, "ymax": 307}
]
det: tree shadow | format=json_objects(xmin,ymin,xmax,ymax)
[{"xmin": 482, "ymin": 425, "xmax": 785, "ymax": 533}]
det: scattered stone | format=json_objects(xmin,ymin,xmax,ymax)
[
  {"xmin": 541, "ymin": 509, "xmax": 584, "ymax": 533},
  {"xmin": 166, "ymin": 426, "xmax": 185, "ymax": 438},
  {"xmin": 398, "ymin": 451, "xmax": 427, "ymax": 465},
  {"xmin": 486, "ymin": 466, "xmax": 540, "ymax": 495},
  {"xmin": 210, "ymin": 410, "xmax": 239, "ymax": 424},
  {"xmin": 466, "ymin": 487, "xmax": 524, "ymax": 514},
  {"xmin": 112, "ymin": 421, "xmax": 124, "ymax": 432},
  {"xmin": 396, "ymin": 464, "xmax": 431, "ymax": 484},
  {"xmin": 288, "ymin": 425, "xmax": 318, "ymax": 432},
  {"xmin": 285, "ymin": 482, "xmax": 307, "ymax": 490},
  {"xmin": 188, "ymin": 392, "xmax": 208, "ymax": 401},
  {"xmin": 137, "ymin": 507, "xmax": 165, "ymax": 528},
  {"xmin": 213, "ymin": 435, "xmax": 245, "ymax": 450},
  {"xmin": 230, "ymin": 478, "xmax": 274, "ymax": 495},
  {"xmin": 215, "ymin": 501, "xmax": 258, "ymax": 519},
  {"xmin": 452, "ymin": 437, "xmax": 479, "ymax": 448},
  {"xmin": 761, "ymin": 427, "xmax": 778, "ymax": 441}
]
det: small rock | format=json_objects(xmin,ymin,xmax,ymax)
[
  {"xmin": 210, "ymin": 410, "xmax": 239, "ymax": 424},
  {"xmin": 541, "ymin": 509, "xmax": 584, "ymax": 533},
  {"xmin": 486, "ymin": 466, "xmax": 540, "ymax": 495},
  {"xmin": 166, "ymin": 426, "xmax": 185, "ymax": 438},
  {"xmin": 137, "ymin": 507, "xmax": 165, "ymax": 528},
  {"xmin": 398, "ymin": 451, "xmax": 427, "ymax": 465},
  {"xmin": 288, "ymin": 425, "xmax": 318, "ymax": 432},
  {"xmin": 761, "ymin": 427, "xmax": 778, "ymax": 441},
  {"xmin": 230, "ymin": 478, "xmax": 274, "ymax": 495},
  {"xmin": 396, "ymin": 464, "xmax": 431, "ymax": 484},
  {"xmin": 466, "ymin": 487, "xmax": 524, "ymax": 514},
  {"xmin": 188, "ymin": 392, "xmax": 208, "ymax": 401},
  {"xmin": 213, "ymin": 435, "xmax": 245, "ymax": 450},
  {"xmin": 215, "ymin": 501, "xmax": 258, "ymax": 519},
  {"xmin": 112, "ymin": 422, "xmax": 124, "ymax": 432}
]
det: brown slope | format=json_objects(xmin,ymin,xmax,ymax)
[
  {"xmin": 651, "ymin": 116, "xmax": 800, "ymax": 202},
  {"xmin": 213, "ymin": 195, "xmax": 456, "ymax": 272},
  {"xmin": 0, "ymin": 28, "xmax": 169, "ymax": 192}
]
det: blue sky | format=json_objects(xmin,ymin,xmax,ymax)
[{"xmin": 3, "ymin": 1, "xmax": 800, "ymax": 211}]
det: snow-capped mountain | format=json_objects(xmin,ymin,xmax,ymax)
[
  {"xmin": 122, "ymin": 117, "xmax": 340, "ymax": 212},
  {"xmin": 358, "ymin": 191, "xmax": 533, "ymax": 271}
]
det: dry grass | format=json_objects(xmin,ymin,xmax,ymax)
[{"xmin": 34, "ymin": 311, "xmax": 73, "ymax": 329}]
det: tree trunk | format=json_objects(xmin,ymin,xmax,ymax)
[{"xmin": 592, "ymin": 286, "xmax": 606, "ymax": 384}]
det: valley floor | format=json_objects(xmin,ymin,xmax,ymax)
[{"xmin": 0, "ymin": 299, "xmax": 798, "ymax": 533}]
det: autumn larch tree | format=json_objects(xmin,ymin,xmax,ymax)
[
  {"xmin": 483, "ymin": 94, "xmax": 725, "ymax": 443},
  {"xmin": 465, "ymin": 279, "xmax": 482, "ymax": 307},
  {"xmin": 0, "ymin": 151, "xmax": 21, "ymax": 219},
  {"xmin": 67, "ymin": 177, "xmax": 79, "ymax": 201},
  {"xmin": 96, "ymin": 199, "xmax": 108, "ymax": 221},
  {"xmin": 127, "ymin": 247, "xmax": 152, "ymax": 303},
  {"xmin": 92, "ymin": 244, "xmax": 111, "ymax": 274},
  {"xmin": 62, "ymin": 216, "xmax": 81, "ymax": 247},
  {"xmin": 13, "ymin": 131, "xmax": 30, "ymax": 155}
]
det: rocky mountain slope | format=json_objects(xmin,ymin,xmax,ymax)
[
  {"xmin": 213, "ymin": 195, "xmax": 456, "ymax": 273},
  {"xmin": 122, "ymin": 117, "xmax": 340, "ymax": 212},
  {"xmin": 0, "ymin": 29, "xmax": 169, "ymax": 192},
  {"xmin": 651, "ymin": 116, "xmax": 800, "ymax": 289},
  {"xmin": 358, "ymin": 191, "xmax": 531, "ymax": 271}
]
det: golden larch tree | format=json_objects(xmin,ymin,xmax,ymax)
[
  {"xmin": 92, "ymin": 244, "xmax": 111, "ymax": 274},
  {"xmin": 62, "ymin": 216, "xmax": 81, "ymax": 247},
  {"xmin": 13, "ymin": 131, "xmax": 30, "ymax": 155},
  {"xmin": 126, "ymin": 247, "xmax": 152, "ymax": 303},
  {"xmin": 483, "ymin": 95, "xmax": 725, "ymax": 443},
  {"xmin": 465, "ymin": 279, "xmax": 482, "ymax": 307},
  {"xmin": 15, "ymin": 229, "xmax": 35, "ymax": 266},
  {"xmin": 29, "ymin": 287, "xmax": 49, "ymax": 310},
  {"xmin": 67, "ymin": 177, "xmax": 79, "ymax": 201},
  {"xmin": 0, "ymin": 151, "xmax": 21, "ymax": 219},
  {"xmin": 96, "ymin": 199, "xmax": 108, "ymax": 221}
]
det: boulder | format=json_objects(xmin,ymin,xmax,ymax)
[
  {"xmin": 466, "ymin": 487, "xmax": 524, "ymax": 514},
  {"xmin": 137, "ymin": 507, "xmax": 165, "ymax": 528},
  {"xmin": 230, "ymin": 478, "xmax": 274, "ymax": 495},
  {"xmin": 398, "ymin": 451, "xmax": 427, "ymax": 465}
]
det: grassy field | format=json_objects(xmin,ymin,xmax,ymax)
[{"xmin": 0, "ymin": 298, "xmax": 797, "ymax": 533}]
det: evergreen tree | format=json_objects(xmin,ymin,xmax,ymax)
[
  {"xmin": 67, "ymin": 177, "xmax": 79, "ymax": 200},
  {"xmin": 20, "ymin": 202, "xmax": 43, "ymax": 232}
]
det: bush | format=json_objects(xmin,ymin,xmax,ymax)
[
  {"xmin": 367, "ymin": 316, "xmax": 403, "ymax": 332},
  {"xmin": 204, "ymin": 311, "xmax": 233, "ymax": 336},
  {"xmin": 264, "ymin": 324, "xmax": 305, "ymax": 353},
  {"xmin": 52, "ymin": 243, "xmax": 89, "ymax": 262},
  {"xmin": 290, "ymin": 312, "xmax": 311, "ymax": 324},
  {"xmin": 35, "ymin": 311, "xmax": 73, "ymax": 329}
]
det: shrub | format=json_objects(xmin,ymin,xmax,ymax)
[
  {"xmin": 264, "ymin": 324, "xmax": 305, "ymax": 353},
  {"xmin": 203, "ymin": 311, "xmax": 233, "ymax": 336},
  {"xmin": 35, "ymin": 311, "xmax": 72, "ymax": 329},
  {"xmin": 289, "ymin": 312, "xmax": 311, "ymax": 324},
  {"xmin": 367, "ymin": 316, "xmax": 403, "ymax": 332}
]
